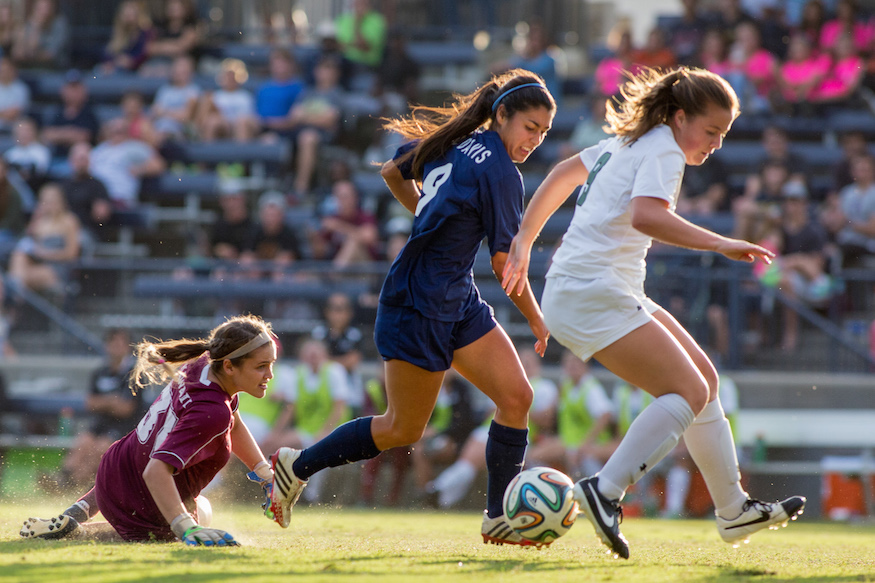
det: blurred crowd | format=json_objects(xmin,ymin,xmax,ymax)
[{"xmin": 0, "ymin": 0, "xmax": 871, "ymax": 359}]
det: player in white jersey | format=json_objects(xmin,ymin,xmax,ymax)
[{"xmin": 501, "ymin": 67, "xmax": 805, "ymax": 559}]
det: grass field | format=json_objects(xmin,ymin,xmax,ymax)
[{"xmin": 2, "ymin": 498, "xmax": 875, "ymax": 583}]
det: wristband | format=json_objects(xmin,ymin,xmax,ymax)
[
  {"xmin": 170, "ymin": 512, "xmax": 197, "ymax": 540},
  {"xmin": 253, "ymin": 460, "xmax": 273, "ymax": 481}
]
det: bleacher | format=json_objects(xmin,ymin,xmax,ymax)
[{"xmin": 3, "ymin": 1, "xmax": 875, "ymax": 521}]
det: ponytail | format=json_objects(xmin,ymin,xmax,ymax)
[
  {"xmin": 129, "ymin": 314, "xmax": 273, "ymax": 394},
  {"xmin": 606, "ymin": 66, "xmax": 739, "ymax": 145},
  {"xmin": 384, "ymin": 68, "xmax": 555, "ymax": 181}
]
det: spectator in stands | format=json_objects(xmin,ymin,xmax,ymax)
[
  {"xmin": 557, "ymin": 96, "xmax": 610, "ymax": 162},
  {"xmin": 255, "ymin": 48, "xmax": 305, "ymax": 136},
  {"xmin": 310, "ymin": 179, "xmax": 379, "ymax": 267},
  {"xmin": 693, "ymin": 28, "xmax": 731, "ymax": 76},
  {"xmin": 593, "ymin": 25, "xmax": 635, "ymax": 99},
  {"xmin": 60, "ymin": 142, "xmax": 114, "ymax": 247},
  {"xmin": 210, "ymin": 181, "xmax": 253, "ymax": 264},
  {"xmin": 423, "ymin": 347, "xmax": 558, "ymax": 509},
  {"xmin": 794, "ymin": 0, "xmax": 827, "ymax": 48},
  {"xmin": 239, "ymin": 190, "xmax": 303, "ymax": 280},
  {"xmin": 8, "ymin": 182, "xmax": 80, "ymax": 295},
  {"xmin": 821, "ymin": 153, "xmax": 875, "ymax": 268},
  {"xmin": 119, "ymin": 91, "xmax": 158, "ymax": 147},
  {"xmin": 723, "ymin": 20, "xmax": 778, "ymax": 114},
  {"xmin": 773, "ymin": 182, "xmax": 834, "ymax": 351},
  {"xmin": 832, "ymin": 129, "xmax": 868, "ymax": 193},
  {"xmin": 375, "ymin": 29, "xmax": 421, "ymax": 110},
  {"xmin": 0, "ymin": 2, "xmax": 15, "ymax": 57},
  {"xmin": 89, "ymin": 117, "xmax": 166, "ymax": 209},
  {"xmin": 0, "ymin": 58, "xmax": 31, "ymax": 135},
  {"xmin": 527, "ymin": 350, "xmax": 614, "ymax": 478},
  {"xmin": 150, "ymin": 54, "xmax": 201, "ymax": 145},
  {"xmin": 494, "ymin": 21, "xmax": 561, "ymax": 107},
  {"xmin": 266, "ymin": 337, "xmax": 351, "ymax": 503},
  {"xmin": 676, "ymin": 151, "xmax": 731, "ymax": 218},
  {"xmin": 759, "ymin": 123, "xmax": 806, "ymax": 177},
  {"xmin": 709, "ymin": 0, "xmax": 755, "ymax": 31},
  {"xmin": 101, "ymin": 0, "xmax": 154, "ymax": 74},
  {"xmin": 312, "ymin": 291, "xmax": 366, "ymax": 417},
  {"xmin": 631, "ymin": 26, "xmax": 678, "ymax": 71},
  {"xmin": 0, "ymin": 158, "xmax": 26, "ymax": 260},
  {"xmin": 40, "ymin": 69, "xmax": 100, "ymax": 158},
  {"xmin": 281, "ymin": 54, "xmax": 345, "ymax": 198},
  {"xmin": 776, "ymin": 33, "xmax": 831, "ymax": 116},
  {"xmin": 57, "ymin": 328, "xmax": 138, "ymax": 489},
  {"xmin": 819, "ymin": 0, "xmax": 874, "ymax": 54},
  {"xmin": 733, "ymin": 159, "xmax": 793, "ymax": 242},
  {"xmin": 334, "ymin": 0, "xmax": 387, "ymax": 82},
  {"xmin": 10, "ymin": 0, "xmax": 69, "ymax": 68},
  {"xmin": 813, "ymin": 32, "xmax": 865, "ymax": 110},
  {"xmin": 142, "ymin": 0, "xmax": 203, "ymax": 77},
  {"xmin": 4, "ymin": 116, "xmax": 51, "ymax": 192},
  {"xmin": 195, "ymin": 58, "xmax": 259, "ymax": 143},
  {"xmin": 667, "ymin": 0, "xmax": 711, "ymax": 65}
]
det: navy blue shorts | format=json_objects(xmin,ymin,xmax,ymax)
[{"xmin": 374, "ymin": 300, "xmax": 497, "ymax": 372}]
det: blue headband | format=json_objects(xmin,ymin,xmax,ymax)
[{"xmin": 491, "ymin": 82, "xmax": 547, "ymax": 112}]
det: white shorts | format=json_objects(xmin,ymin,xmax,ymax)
[{"xmin": 542, "ymin": 273, "xmax": 660, "ymax": 362}]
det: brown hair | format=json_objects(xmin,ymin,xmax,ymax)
[
  {"xmin": 384, "ymin": 68, "xmax": 555, "ymax": 181},
  {"xmin": 130, "ymin": 314, "xmax": 273, "ymax": 393},
  {"xmin": 606, "ymin": 66, "xmax": 740, "ymax": 145}
]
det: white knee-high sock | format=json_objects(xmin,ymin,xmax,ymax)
[
  {"xmin": 683, "ymin": 398, "xmax": 748, "ymax": 517},
  {"xmin": 597, "ymin": 393, "xmax": 695, "ymax": 501}
]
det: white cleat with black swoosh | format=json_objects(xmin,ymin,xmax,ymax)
[
  {"xmin": 572, "ymin": 476, "xmax": 630, "ymax": 559},
  {"xmin": 267, "ymin": 447, "xmax": 308, "ymax": 528},
  {"xmin": 717, "ymin": 496, "xmax": 806, "ymax": 546}
]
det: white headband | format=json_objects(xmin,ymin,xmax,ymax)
[{"xmin": 218, "ymin": 331, "xmax": 272, "ymax": 361}]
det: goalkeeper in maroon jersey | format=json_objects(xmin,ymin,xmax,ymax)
[{"xmin": 20, "ymin": 315, "xmax": 276, "ymax": 546}]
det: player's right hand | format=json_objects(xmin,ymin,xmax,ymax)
[{"xmin": 181, "ymin": 525, "xmax": 239, "ymax": 547}]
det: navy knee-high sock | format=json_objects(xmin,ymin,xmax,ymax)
[
  {"xmin": 292, "ymin": 417, "xmax": 382, "ymax": 480},
  {"xmin": 485, "ymin": 421, "xmax": 528, "ymax": 518}
]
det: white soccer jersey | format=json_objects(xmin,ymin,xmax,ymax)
[{"xmin": 547, "ymin": 124, "xmax": 686, "ymax": 288}]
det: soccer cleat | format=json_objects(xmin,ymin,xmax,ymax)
[
  {"xmin": 717, "ymin": 496, "xmax": 806, "ymax": 545},
  {"xmin": 480, "ymin": 511, "xmax": 545, "ymax": 548},
  {"xmin": 20, "ymin": 515, "xmax": 79, "ymax": 540},
  {"xmin": 573, "ymin": 476, "xmax": 630, "ymax": 559},
  {"xmin": 268, "ymin": 447, "xmax": 308, "ymax": 528}
]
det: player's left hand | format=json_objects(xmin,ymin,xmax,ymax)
[
  {"xmin": 182, "ymin": 525, "xmax": 239, "ymax": 547},
  {"xmin": 716, "ymin": 238, "xmax": 775, "ymax": 264}
]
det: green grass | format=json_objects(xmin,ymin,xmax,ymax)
[{"xmin": 1, "ymin": 499, "xmax": 874, "ymax": 583}]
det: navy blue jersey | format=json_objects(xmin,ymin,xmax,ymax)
[{"xmin": 380, "ymin": 130, "xmax": 525, "ymax": 321}]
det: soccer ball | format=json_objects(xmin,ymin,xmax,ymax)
[{"xmin": 503, "ymin": 467, "xmax": 579, "ymax": 544}]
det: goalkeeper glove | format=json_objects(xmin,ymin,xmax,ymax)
[{"xmin": 170, "ymin": 512, "xmax": 239, "ymax": 547}]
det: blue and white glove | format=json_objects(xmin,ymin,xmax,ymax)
[
  {"xmin": 247, "ymin": 460, "xmax": 274, "ymax": 520},
  {"xmin": 170, "ymin": 513, "xmax": 239, "ymax": 547}
]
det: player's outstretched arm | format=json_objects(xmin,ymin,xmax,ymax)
[
  {"xmin": 502, "ymin": 155, "xmax": 589, "ymax": 296},
  {"xmin": 143, "ymin": 458, "xmax": 239, "ymax": 547},
  {"xmin": 630, "ymin": 196, "xmax": 774, "ymax": 264}
]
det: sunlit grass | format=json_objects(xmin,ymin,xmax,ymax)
[{"xmin": 1, "ymin": 498, "xmax": 874, "ymax": 582}]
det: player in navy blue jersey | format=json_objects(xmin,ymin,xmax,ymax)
[{"xmin": 268, "ymin": 69, "xmax": 556, "ymax": 546}]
